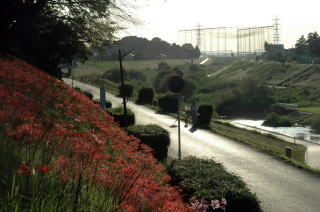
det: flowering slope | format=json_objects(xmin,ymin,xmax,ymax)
[{"xmin": 0, "ymin": 57, "xmax": 191, "ymax": 211}]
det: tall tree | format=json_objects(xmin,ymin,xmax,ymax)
[
  {"xmin": 295, "ymin": 35, "xmax": 308, "ymax": 56},
  {"xmin": 307, "ymin": 32, "xmax": 320, "ymax": 57},
  {"xmin": 0, "ymin": 0, "xmax": 135, "ymax": 77}
]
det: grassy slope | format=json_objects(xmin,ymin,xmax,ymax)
[{"xmin": 209, "ymin": 60, "xmax": 320, "ymax": 87}]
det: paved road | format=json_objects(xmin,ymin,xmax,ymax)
[
  {"xmin": 64, "ymin": 79, "xmax": 320, "ymax": 212},
  {"xmin": 222, "ymin": 121, "xmax": 320, "ymax": 169}
]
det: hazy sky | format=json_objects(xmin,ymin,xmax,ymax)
[{"xmin": 121, "ymin": 0, "xmax": 320, "ymax": 48}]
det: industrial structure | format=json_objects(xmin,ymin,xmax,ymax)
[{"xmin": 178, "ymin": 18, "xmax": 280, "ymax": 57}]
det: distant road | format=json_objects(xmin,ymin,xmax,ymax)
[{"xmin": 64, "ymin": 78, "xmax": 320, "ymax": 212}]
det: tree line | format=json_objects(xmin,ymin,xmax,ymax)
[
  {"xmin": 263, "ymin": 31, "xmax": 320, "ymax": 63},
  {"xmin": 92, "ymin": 36, "xmax": 201, "ymax": 61}
]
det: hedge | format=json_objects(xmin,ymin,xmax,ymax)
[
  {"xmin": 158, "ymin": 95, "xmax": 179, "ymax": 113},
  {"xmin": 167, "ymin": 156, "xmax": 261, "ymax": 212},
  {"xmin": 197, "ymin": 104, "xmax": 214, "ymax": 127},
  {"xmin": 107, "ymin": 107, "xmax": 135, "ymax": 127},
  {"xmin": 126, "ymin": 124, "xmax": 170, "ymax": 161},
  {"xmin": 92, "ymin": 99, "xmax": 112, "ymax": 108},
  {"xmin": 137, "ymin": 87, "xmax": 154, "ymax": 104},
  {"xmin": 82, "ymin": 90, "xmax": 93, "ymax": 100}
]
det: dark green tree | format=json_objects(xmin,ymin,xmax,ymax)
[
  {"xmin": 307, "ymin": 32, "xmax": 320, "ymax": 57},
  {"xmin": 295, "ymin": 35, "xmax": 308, "ymax": 56},
  {"xmin": 0, "ymin": 0, "xmax": 134, "ymax": 77}
]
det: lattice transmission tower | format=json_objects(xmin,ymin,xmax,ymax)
[{"xmin": 273, "ymin": 16, "xmax": 281, "ymax": 44}]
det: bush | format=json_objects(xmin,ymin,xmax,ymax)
[
  {"xmin": 303, "ymin": 114, "xmax": 320, "ymax": 133},
  {"xmin": 92, "ymin": 99, "xmax": 112, "ymax": 108},
  {"xmin": 82, "ymin": 90, "xmax": 93, "ymax": 100},
  {"xmin": 270, "ymin": 104, "xmax": 288, "ymax": 115},
  {"xmin": 107, "ymin": 107, "xmax": 135, "ymax": 127},
  {"xmin": 137, "ymin": 87, "xmax": 154, "ymax": 104},
  {"xmin": 126, "ymin": 124, "xmax": 170, "ymax": 161},
  {"xmin": 197, "ymin": 104, "xmax": 214, "ymax": 127},
  {"xmin": 119, "ymin": 84, "xmax": 133, "ymax": 98},
  {"xmin": 167, "ymin": 156, "xmax": 261, "ymax": 212},
  {"xmin": 263, "ymin": 112, "xmax": 292, "ymax": 127},
  {"xmin": 127, "ymin": 70, "xmax": 147, "ymax": 81},
  {"xmin": 102, "ymin": 68, "xmax": 124, "ymax": 83},
  {"xmin": 158, "ymin": 95, "xmax": 179, "ymax": 113}
]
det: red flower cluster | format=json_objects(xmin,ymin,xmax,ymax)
[{"xmin": 0, "ymin": 57, "xmax": 193, "ymax": 211}]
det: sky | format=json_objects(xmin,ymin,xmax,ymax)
[{"xmin": 121, "ymin": 0, "xmax": 320, "ymax": 49}]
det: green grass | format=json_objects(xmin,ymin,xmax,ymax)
[{"xmin": 298, "ymin": 107, "xmax": 320, "ymax": 114}]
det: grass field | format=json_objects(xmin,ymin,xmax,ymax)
[
  {"xmin": 298, "ymin": 107, "xmax": 320, "ymax": 114},
  {"xmin": 73, "ymin": 59, "xmax": 198, "ymax": 77}
]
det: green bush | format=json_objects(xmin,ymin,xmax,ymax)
[
  {"xmin": 197, "ymin": 104, "xmax": 214, "ymax": 127},
  {"xmin": 82, "ymin": 90, "xmax": 93, "ymax": 100},
  {"xmin": 270, "ymin": 104, "xmax": 288, "ymax": 115},
  {"xmin": 107, "ymin": 107, "xmax": 135, "ymax": 127},
  {"xmin": 158, "ymin": 95, "xmax": 179, "ymax": 113},
  {"xmin": 263, "ymin": 112, "xmax": 292, "ymax": 127},
  {"xmin": 119, "ymin": 84, "xmax": 133, "ymax": 98},
  {"xmin": 126, "ymin": 124, "xmax": 170, "ymax": 161},
  {"xmin": 102, "ymin": 68, "xmax": 124, "ymax": 83},
  {"xmin": 137, "ymin": 87, "xmax": 154, "ymax": 104},
  {"xmin": 167, "ymin": 156, "xmax": 261, "ymax": 212},
  {"xmin": 93, "ymin": 99, "xmax": 112, "ymax": 108},
  {"xmin": 127, "ymin": 70, "xmax": 147, "ymax": 81},
  {"xmin": 303, "ymin": 114, "xmax": 320, "ymax": 133}
]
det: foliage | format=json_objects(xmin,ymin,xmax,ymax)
[
  {"xmin": 197, "ymin": 105, "xmax": 214, "ymax": 127},
  {"xmin": 127, "ymin": 70, "xmax": 147, "ymax": 81},
  {"xmin": 158, "ymin": 95, "xmax": 179, "ymax": 113},
  {"xmin": 181, "ymin": 79, "xmax": 197, "ymax": 100},
  {"xmin": 303, "ymin": 114, "xmax": 320, "ymax": 133},
  {"xmin": 263, "ymin": 42, "xmax": 285, "ymax": 62},
  {"xmin": 158, "ymin": 62, "xmax": 171, "ymax": 71},
  {"xmin": 98, "ymin": 36, "xmax": 201, "ymax": 60},
  {"xmin": 0, "ymin": 57, "xmax": 191, "ymax": 211},
  {"xmin": 119, "ymin": 84, "xmax": 133, "ymax": 98},
  {"xmin": 82, "ymin": 90, "xmax": 93, "ymax": 100},
  {"xmin": 0, "ymin": 0, "xmax": 133, "ymax": 77},
  {"xmin": 107, "ymin": 107, "xmax": 135, "ymax": 127},
  {"xmin": 154, "ymin": 69, "xmax": 175, "ymax": 93},
  {"xmin": 215, "ymin": 77, "xmax": 273, "ymax": 116},
  {"xmin": 93, "ymin": 99, "xmax": 112, "ymax": 108},
  {"xmin": 167, "ymin": 157, "xmax": 261, "ymax": 212},
  {"xmin": 137, "ymin": 87, "xmax": 154, "ymax": 104},
  {"xmin": 270, "ymin": 104, "xmax": 289, "ymax": 115},
  {"xmin": 102, "ymin": 68, "xmax": 123, "ymax": 83},
  {"xmin": 126, "ymin": 125, "xmax": 170, "ymax": 161},
  {"xmin": 263, "ymin": 112, "xmax": 292, "ymax": 127}
]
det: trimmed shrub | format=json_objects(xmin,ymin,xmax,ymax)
[
  {"xmin": 107, "ymin": 107, "xmax": 135, "ymax": 127},
  {"xmin": 82, "ymin": 90, "xmax": 93, "ymax": 100},
  {"xmin": 127, "ymin": 70, "xmax": 147, "ymax": 81},
  {"xmin": 119, "ymin": 84, "xmax": 133, "ymax": 98},
  {"xmin": 167, "ymin": 156, "xmax": 261, "ymax": 212},
  {"xmin": 126, "ymin": 124, "xmax": 170, "ymax": 161},
  {"xmin": 137, "ymin": 87, "xmax": 154, "ymax": 104},
  {"xmin": 158, "ymin": 95, "xmax": 179, "ymax": 113},
  {"xmin": 263, "ymin": 112, "xmax": 292, "ymax": 127},
  {"xmin": 197, "ymin": 104, "xmax": 214, "ymax": 127},
  {"xmin": 92, "ymin": 99, "xmax": 112, "ymax": 108}
]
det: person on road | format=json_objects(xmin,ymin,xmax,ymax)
[{"xmin": 190, "ymin": 101, "xmax": 198, "ymax": 127}]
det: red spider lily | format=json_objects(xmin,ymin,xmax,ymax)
[
  {"xmin": 0, "ymin": 57, "xmax": 193, "ymax": 211},
  {"xmin": 17, "ymin": 163, "xmax": 31, "ymax": 176},
  {"xmin": 36, "ymin": 165, "xmax": 51, "ymax": 173}
]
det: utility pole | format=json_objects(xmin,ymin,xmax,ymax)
[{"xmin": 118, "ymin": 49, "xmax": 134, "ymax": 126}]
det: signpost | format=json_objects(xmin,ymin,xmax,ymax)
[{"xmin": 168, "ymin": 75, "xmax": 184, "ymax": 160}]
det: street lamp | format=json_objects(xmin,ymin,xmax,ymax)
[{"xmin": 118, "ymin": 49, "xmax": 135, "ymax": 126}]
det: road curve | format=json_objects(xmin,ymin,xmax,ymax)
[{"xmin": 63, "ymin": 79, "xmax": 320, "ymax": 212}]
